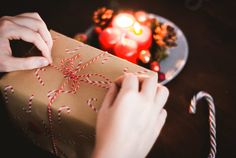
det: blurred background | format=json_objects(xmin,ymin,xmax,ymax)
[{"xmin": 0, "ymin": 0, "xmax": 235, "ymax": 157}]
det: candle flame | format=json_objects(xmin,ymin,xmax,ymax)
[
  {"xmin": 114, "ymin": 13, "xmax": 135, "ymax": 28},
  {"xmin": 133, "ymin": 22, "xmax": 142, "ymax": 35}
]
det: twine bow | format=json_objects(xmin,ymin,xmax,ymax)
[{"xmin": 46, "ymin": 52, "xmax": 112, "ymax": 155}]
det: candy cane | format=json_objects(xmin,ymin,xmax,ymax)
[
  {"xmin": 65, "ymin": 44, "xmax": 84, "ymax": 54},
  {"xmin": 189, "ymin": 91, "xmax": 216, "ymax": 158},
  {"xmin": 123, "ymin": 67, "xmax": 129, "ymax": 73},
  {"xmin": 134, "ymin": 69, "xmax": 149, "ymax": 75},
  {"xmin": 58, "ymin": 105, "xmax": 71, "ymax": 124},
  {"xmin": 23, "ymin": 94, "xmax": 34, "ymax": 113},
  {"xmin": 35, "ymin": 68, "xmax": 46, "ymax": 86},
  {"xmin": 101, "ymin": 53, "xmax": 111, "ymax": 64},
  {"xmin": 87, "ymin": 98, "xmax": 98, "ymax": 112},
  {"xmin": 123, "ymin": 68, "xmax": 149, "ymax": 75},
  {"xmin": 4, "ymin": 85, "xmax": 14, "ymax": 104}
]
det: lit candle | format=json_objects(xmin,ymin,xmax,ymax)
[
  {"xmin": 99, "ymin": 12, "xmax": 152, "ymax": 62},
  {"xmin": 134, "ymin": 11, "xmax": 148, "ymax": 24},
  {"xmin": 114, "ymin": 37, "xmax": 138, "ymax": 63},
  {"xmin": 99, "ymin": 27, "xmax": 122, "ymax": 51},
  {"xmin": 112, "ymin": 13, "xmax": 135, "ymax": 30},
  {"xmin": 127, "ymin": 22, "xmax": 152, "ymax": 51}
]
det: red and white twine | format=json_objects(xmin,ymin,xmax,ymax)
[
  {"xmin": 57, "ymin": 105, "xmax": 71, "ymax": 124},
  {"xmin": 65, "ymin": 45, "xmax": 84, "ymax": 54},
  {"xmin": 123, "ymin": 67, "xmax": 149, "ymax": 75},
  {"xmin": 45, "ymin": 50, "xmax": 112, "ymax": 155},
  {"xmin": 35, "ymin": 68, "xmax": 46, "ymax": 86},
  {"xmin": 4, "ymin": 85, "xmax": 14, "ymax": 104},
  {"xmin": 87, "ymin": 98, "xmax": 98, "ymax": 113},
  {"xmin": 134, "ymin": 69, "xmax": 149, "ymax": 75},
  {"xmin": 23, "ymin": 94, "xmax": 34, "ymax": 113},
  {"xmin": 189, "ymin": 91, "xmax": 217, "ymax": 158},
  {"xmin": 101, "ymin": 53, "xmax": 111, "ymax": 64}
]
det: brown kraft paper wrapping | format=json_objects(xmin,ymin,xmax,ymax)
[{"xmin": 0, "ymin": 30, "xmax": 155, "ymax": 158}]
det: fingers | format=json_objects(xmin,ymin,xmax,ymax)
[
  {"xmin": 140, "ymin": 74, "xmax": 158, "ymax": 99},
  {"xmin": 2, "ymin": 55, "xmax": 49, "ymax": 72},
  {"xmin": 117, "ymin": 73, "xmax": 139, "ymax": 92},
  {"xmin": 155, "ymin": 85, "xmax": 169, "ymax": 111},
  {"xmin": 2, "ymin": 23, "xmax": 52, "ymax": 63},
  {"xmin": 100, "ymin": 83, "xmax": 119, "ymax": 111},
  {"xmin": 0, "ymin": 13, "xmax": 52, "ymax": 63},
  {"xmin": 17, "ymin": 12, "xmax": 43, "ymax": 21},
  {"xmin": 116, "ymin": 73, "xmax": 158, "ymax": 99},
  {"xmin": 18, "ymin": 12, "xmax": 53, "ymax": 48},
  {"xmin": 155, "ymin": 109, "xmax": 167, "ymax": 134},
  {"xmin": 8, "ymin": 15, "xmax": 53, "ymax": 50}
]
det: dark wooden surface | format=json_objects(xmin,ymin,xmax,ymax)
[{"xmin": 0, "ymin": 0, "xmax": 235, "ymax": 157}]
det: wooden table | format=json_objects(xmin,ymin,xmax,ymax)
[{"xmin": 0, "ymin": 0, "xmax": 235, "ymax": 157}]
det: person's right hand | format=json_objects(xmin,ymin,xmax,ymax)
[
  {"xmin": 0, "ymin": 12, "xmax": 52, "ymax": 72},
  {"xmin": 93, "ymin": 74, "xmax": 169, "ymax": 158}
]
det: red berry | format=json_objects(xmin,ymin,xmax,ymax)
[
  {"xmin": 158, "ymin": 72, "xmax": 166, "ymax": 81},
  {"xmin": 150, "ymin": 61, "xmax": 160, "ymax": 72},
  {"xmin": 94, "ymin": 26, "xmax": 102, "ymax": 34},
  {"xmin": 139, "ymin": 50, "xmax": 151, "ymax": 63},
  {"xmin": 74, "ymin": 33, "xmax": 87, "ymax": 42}
]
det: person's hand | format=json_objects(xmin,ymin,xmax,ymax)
[
  {"xmin": 93, "ymin": 73, "xmax": 169, "ymax": 158},
  {"xmin": 0, "ymin": 12, "xmax": 52, "ymax": 72}
]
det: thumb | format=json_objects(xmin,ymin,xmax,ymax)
[{"xmin": 2, "ymin": 55, "xmax": 49, "ymax": 72}]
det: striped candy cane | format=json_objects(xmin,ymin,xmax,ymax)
[
  {"xmin": 4, "ymin": 85, "xmax": 14, "ymax": 104},
  {"xmin": 58, "ymin": 105, "xmax": 71, "ymax": 124},
  {"xmin": 101, "ymin": 53, "xmax": 111, "ymax": 64},
  {"xmin": 134, "ymin": 69, "xmax": 149, "ymax": 75},
  {"xmin": 23, "ymin": 94, "xmax": 34, "ymax": 113},
  {"xmin": 35, "ymin": 68, "xmax": 46, "ymax": 86},
  {"xmin": 87, "ymin": 98, "xmax": 98, "ymax": 113},
  {"xmin": 123, "ymin": 67, "xmax": 129, "ymax": 73},
  {"xmin": 189, "ymin": 91, "xmax": 216, "ymax": 158},
  {"xmin": 65, "ymin": 45, "xmax": 84, "ymax": 54}
]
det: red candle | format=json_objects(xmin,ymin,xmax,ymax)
[
  {"xmin": 99, "ymin": 27, "xmax": 121, "ymax": 51},
  {"xmin": 134, "ymin": 11, "xmax": 148, "ymax": 24},
  {"xmin": 126, "ymin": 22, "xmax": 152, "ymax": 51},
  {"xmin": 114, "ymin": 37, "xmax": 138, "ymax": 63}
]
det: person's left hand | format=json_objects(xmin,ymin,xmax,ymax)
[{"xmin": 0, "ymin": 12, "xmax": 52, "ymax": 72}]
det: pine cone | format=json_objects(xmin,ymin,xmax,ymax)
[
  {"xmin": 153, "ymin": 23, "xmax": 177, "ymax": 48},
  {"xmin": 93, "ymin": 7, "xmax": 114, "ymax": 28}
]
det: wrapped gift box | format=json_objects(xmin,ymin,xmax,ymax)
[{"xmin": 0, "ymin": 30, "xmax": 155, "ymax": 158}]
